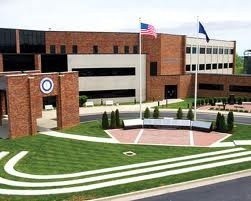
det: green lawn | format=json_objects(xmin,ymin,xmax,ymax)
[
  {"xmin": 224, "ymin": 123, "xmax": 251, "ymax": 141},
  {"xmin": 159, "ymin": 98, "xmax": 194, "ymax": 109},
  {"xmin": 59, "ymin": 121, "xmax": 110, "ymax": 138},
  {"xmin": 0, "ymin": 121, "xmax": 251, "ymax": 201}
]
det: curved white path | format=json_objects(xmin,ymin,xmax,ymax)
[
  {"xmin": 39, "ymin": 130, "xmax": 119, "ymax": 143},
  {"xmin": 4, "ymin": 148, "xmax": 244, "ymax": 180}
]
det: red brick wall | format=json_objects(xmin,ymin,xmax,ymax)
[{"xmin": 45, "ymin": 31, "xmax": 139, "ymax": 54}]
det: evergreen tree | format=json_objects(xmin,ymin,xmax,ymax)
[
  {"xmin": 176, "ymin": 107, "xmax": 183, "ymax": 119},
  {"xmin": 187, "ymin": 108, "xmax": 194, "ymax": 120},
  {"xmin": 110, "ymin": 111, "xmax": 116, "ymax": 129},
  {"xmin": 219, "ymin": 114, "xmax": 227, "ymax": 132},
  {"xmin": 227, "ymin": 111, "xmax": 234, "ymax": 132},
  {"xmin": 215, "ymin": 112, "xmax": 221, "ymax": 131},
  {"xmin": 115, "ymin": 109, "xmax": 120, "ymax": 128},
  {"xmin": 101, "ymin": 111, "xmax": 109, "ymax": 129},
  {"xmin": 144, "ymin": 107, "xmax": 150, "ymax": 119},
  {"xmin": 153, "ymin": 107, "xmax": 159, "ymax": 119}
]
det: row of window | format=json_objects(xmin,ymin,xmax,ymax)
[
  {"xmin": 49, "ymin": 45, "xmax": 139, "ymax": 54},
  {"xmin": 20, "ymin": 30, "xmax": 45, "ymax": 53},
  {"xmin": 0, "ymin": 28, "xmax": 16, "ymax": 53},
  {"xmin": 186, "ymin": 63, "xmax": 233, "ymax": 71},
  {"xmin": 199, "ymin": 83, "xmax": 251, "ymax": 93},
  {"xmin": 79, "ymin": 89, "xmax": 135, "ymax": 99},
  {"xmin": 186, "ymin": 46, "xmax": 234, "ymax": 55},
  {"xmin": 72, "ymin": 67, "xmax": 135, "ymax": 77}
]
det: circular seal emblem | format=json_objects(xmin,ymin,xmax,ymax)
[{"xmin": 40, "ymin": 77, "xmax": 54, "ymax": 94}]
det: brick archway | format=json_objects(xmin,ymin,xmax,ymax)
[{"xmin": 0, "ymin": 71, "xmax": 79, "ymax": 139}]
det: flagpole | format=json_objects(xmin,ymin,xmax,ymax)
[
  {"xmin": 139, "ymin": 17, "xmax": 142, "ymax": 119},
  {"xmin": 194, "ymin": 16, "xmax": 199, "ymax": 121}
]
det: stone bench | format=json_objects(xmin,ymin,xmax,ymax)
[
  {"xmin": 123, "ymin": 119, "xmax": 143, "ymax": 129},
  {"xmin": 85, "ymin": 101, "xmax": 94, "ymax": 107},
  {"xmin": 105, "ymin": 100, "xmax": 113, "ymax": 106},
  {"xmin": 44, "ymin": 105, "xmax": 54, "ymax": 110},
  {"xmin": 243, "ymin": 102, "xmax": 251, "ymax": 105}
]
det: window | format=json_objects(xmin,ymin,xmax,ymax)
[
  {"xmin": 60, "ymin": 45, "xmax": 66, "ymax": 54},
  {"xmin": 133, "ymin": 45, "xmax": 138, "ymax": 54},
  {"xmin": 186, "ymin": 65, "xmax": 191, "ymax": 71},
  {"xmin": 199, "ymin": 64, "xmax": 205, "ymax": 70},
  {"xmin": 0, "ymin": 28, "xmax": 16, "ymax": 53},
  {"xmin": 192, "ymin": 64, "xmax": 196, "ymax": 71},
  {"xmin": 93, "ymin": 45, "xmax": 98, "ymax": 54},
  {"xmin": 41, "ymin": 54, "xmax": 68, "ymax": 73},
  {"xmin": 200, "ymin": 47, "xmax": 205, "ymax": 54},
  {"xmin": 50, "ymin": 45, "xmax": 56, "ymax": 54},
  {"xmin": 213, "ymin": 48, "xmax": 218, "ymax": 54},
  {"xmin": 192, "ymin": 47, "xmax": 197, "ymax": 54},
  {"xmin": 212, "ymin": 63, "xmax": 217, "ymax": 69},
  {"xmin": 124, "ymin": 46, "xmax": 129, "ymax": 54},
  {"xmin": 79, "ymin": 89, "xmax": 135, "ymax": 99},
  {"xmin": 19, "ymin": 30, "xmax": 45, "ymax": 53},
  {"xmin": 229, "ymin": 63, "xmax": 233, "ymax": 68},
  {"xmin": 3, "ymin": 54, "xmax": 35, "ymax": 71},
  {"xmin": 72, "ymin": 67, "xmax": 135, "ymax": 77},
  {"xmin": 224, "ymin": 63, "xmax": 228, "ymax": 68},
  {"xmin": 186, "ymin": 46, "xmax": 191, "ymax": 54},
  {"xmin": 113, "ymin": 46, "xmax": 118, "ymax": 54},
  {"xmin": 206, "ymin": 64, "xmax": 211, "ymax": 70},
  {"xmin": 206, "ymin": 47, "xmax": 212, "ymax": 54},
  {"xmin": 219, "ymin": 48, "xmax": 223, "ymax": 54},
  {"xmin": 72, "ymin": 45, "xmax": 78, "ymax": 54},
  {"xmin": 199, "ymin": 83, "xmax": 224, "ymax": 91},
  {"xmin": 230, "ymin": 49, "xmax": 234, "ymax": 54},
  {"xmin": 229, "ymin": 85, "xmax": 251, "ymax": 93},
  {"xmin": 218, "ymin": 63, "xmax": 223, "ymax": 69},
  {"xmin": 150, "ymin": 62, "xmax": 157, "ymax": 76},
  {"xmin": 224, "ymin": 49, "xmax": 228, "ymax": 54}
]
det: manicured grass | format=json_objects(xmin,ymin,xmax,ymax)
[
  {"xmin": 59, "ymin": 121, "xmax": 110, "ymax": 138},
  {"xmin": 224, "ymin": 123, "xmax": 251, "ymax": 141},
  {"xmin": 159, "ymin": 98, "xmax": 194, "ymax": 109}
]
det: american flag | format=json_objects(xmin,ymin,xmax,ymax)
[{"xmin": 140, "ymin": 23, "xmax": 157, "ymax": 38}]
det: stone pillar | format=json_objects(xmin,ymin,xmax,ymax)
[
  {"xmin": 16, "ymin": 30, "xmax": 20, "ymax": 53},
  {"xmin": 34, "ymin": 54, "xmax": 42, "ymax": 72},
  {"xmin": 0, "ymin": 54, "xmax": 3, "ymax": 72}
]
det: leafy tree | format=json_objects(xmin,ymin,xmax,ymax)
[
  {"xmin": 79, "ymin": 95, "xmax": 88, "ymax": 107},
  {"xmin": 187, "ymin": 108, "xmax": 194, "ymax": 120},
  {"xmin": 227, "ymin": 111, "xmax": 234, "ymax": 132},
  {"xmin": 153, "ymin": 107, "xmax": 160, "ymax": 119},
  {"xmin": 144, "ymin": 107, "xmax": 150, "ymax": 119},
  {"xmin": 235, "ymin": 54, "xmax": 244, "ymax": 74},
  {"xmin": 115, "ymin": 109, "xmax": 120, "ymax": 128},
  {"xmin": 101, "ymin": 111, "xmax": 109, "ymax": 129},
  {"xmin": 110, "ymin": 111, "xmax": 116, "ymax": 129},
  {"xmin": 176, "ymin": 107, "xmax": 183, "ymax": 119}
]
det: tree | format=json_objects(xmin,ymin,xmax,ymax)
[
  {"xmin": 101, "ymin": 111, "xmax": 109, "ymax": 129},
  {"xmin": 176, "ymin": 107, "xmax": 183, "ymax": 119},
  {"xmin": 187, "ymin": 108, "xmax": 194, "ymax": 120},
  {"xmin": 153, "ymin": 107, "xmax": 159, "ymax": 119},
  {"xmin": 144, "ymin": 107, "xmax": 150, "ymax": 119},
  {"xmin": 219, "ymin": 114, "xmax": 227, "ymax": 132},
  {"xmin": 227, "ymin": 111, "xmax": 234, "ymax": 132},
  {"xmin": 79, "ymin": 95, "xmax": 88, "ymax": 107},
  {"xmin": 110, "ymin": 111, "xmax": 116, "ymax": 129},
  {"xmin": 215, "ymin": 112, "xmax": 221, "ymax": 131},
  {"xmin": 235, "ymin": 54, "xmax": 244, "ymax": 74},
  {"xmin": 115, "ymin": 109, "xmax": 120, "ymax": 128}
]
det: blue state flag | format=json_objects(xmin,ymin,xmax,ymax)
[{"xmin": 199, "ymin": 22, "xmax": 210, "ymax": 43}]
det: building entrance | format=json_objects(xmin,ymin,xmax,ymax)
[{"xmin": 165, "ymin": 85, "xmax": 177, "ymax": 99}]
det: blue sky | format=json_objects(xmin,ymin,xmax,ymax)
[{"xmin": 1, "ymin": 0, "xmax": 251, "ymax": 55}]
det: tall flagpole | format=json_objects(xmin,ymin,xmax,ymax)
[
  {"xmin": 194, "ymin": 16, "xmax": 199, "ymax": 121},
  {"xmin": 139, "ymin": 18, "xmax": 142, "ymax": 119}
]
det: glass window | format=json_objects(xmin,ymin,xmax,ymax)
[
  {"xmin": 213, "ymin": 48, "xmax": 218, "ymax": 54},
  {"xmin": 20, "ymin": 30, "xmax": 45, "ymax": 53},
  {"xmin": 229, "ymin": 85, "xmax": 251, "ymax": 92},
  {"xmin": 0, "ymin": 28, "xmax": 16, "ymax": 53},
  {"xmin": 224, "ymin": 49, "xmax": 228, "ymax": 54},
  {"xmin": 199, "ymin": 83, "xmax": 224, "ymax": 91},
  {"xmin": 79, "ymin": 89, "xmax": 135, "ymax": 99},
  {"xmin": 192, "ymin": 64, "xmax": 196, "ymax": 71},
  {"xmin": 229, "ymin": 63, "xmax": 233, "ymax": 68},
  {"xmin": 60, "ymin": 45, "xmax": 66, "ymax": 54},
  {"xmin": 3, "ymin": 54, "xmax": 35, "ymax": 71},
  {"xmin": 186, "ymin": 65, "xmax": 191, "ymax": 71},
  {"xmin": 50, "ymin": 45, "xmax": 56, "ymax": 54},
  {"xmin": 206, "ymin": 64, "xmax": 211, "ymax": 70},
  {"xmin": 186, "ymin": 46, "xmax": 191, "ymax": 54},
  {"xmin": 200, "ymin": 47, "xmax": 205, "ymax": 54},
  {"xmin": 150, "ymin": 62, "xmax": 157, "ymax": 76},
  {"xmin": 192, "ymin": 47, "xmax": 197, "ymax": 54},
  {"xmin": 206, "ymin": 47, "xmax": 212, "ymax": 54},
  {"xmin": 93, "ymin": 45, "xmax": 98, "ymax": 54},
  {"xmin": 41, "ymin": 54, "xmax": 68, "ymax": 73},
  {"xmin": 218, "ymin": 63, "xmax": 223, "ymax": 69},
  {"xmin": 124, "ymin": 46, "xmax": 129, "ymax": 54},
  {"xmin": 72, "ymin": 45, "xmax": 78, "ymax": 54},
  {"xmin": 133, "ymin": 45, "xmax": 138, "ymax": 54},
  {"xmin": 212, "ymin": 63, "xmax": 217, "ymax": 69},
  {"xmin": 224, "ymin": 63, "xmax": 228, "ymax": 68},
  {"xmin": 113, "ymin": 45, "xmax": 118, "ymax": 54},
  {"xmin": 230, "ymin": 49, "xmax": 234, "ymax": 54},
  {"xmin": 219, "ymin": 48, "xmax": 223, "ymax": 54},
  {"xmin": 199, "ymin": 64, "xmax": 205, "ymax": 70}
]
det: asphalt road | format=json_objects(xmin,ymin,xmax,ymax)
[
  {"xmin": 136, "ymin": 176, "xmax": 251, "ymax": 201},
  {"xmin": 80, "ymin": 111, "xmax": 251, "ymax": 125}
]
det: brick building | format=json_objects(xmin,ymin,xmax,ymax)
[{"xmin": 0, "ymin": 27, "xmax": 251, "ymax": 105}]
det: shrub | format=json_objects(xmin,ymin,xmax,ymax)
[
  {"xmin": 213, "ymin": 97, "xmax": 217, "ymax": 104},
  {"xmin": 196, "ymin": 99, "xmax": 201, "ymax": 106},
  {"xmin": 237, "ymin": 97, "xmax": 242, "ymax": 105},
  {"xmin": 215, "ymin": 112, "xmax": 221, "ymax": 131},
  {"xmin": 243, "ymin": 97, "xmax": 247, "ymax": 102},
  {"xmin": 176, "ymin": 107, "xmax": 183, "ymax": 119},
  {"xmin": 79, "ymin": 95, "xmax": 88, "ymax": 107},
  {"xmin": 205, "ymin": 98, "xmax": 209, "ymax": 105},
  {"xmin": 115, "ymin": 109, "xmax": 120, "ymax": 128},
  {"xmin": 249, "ymin": 97, "xmax": 251, "ymax": 102},
  {"xmin": 227, "ymin": 111, "xmax": 234, "ymax": 132},
  {"xmin": 153, "ymin": 107, "xmax": 160, "ymax": 119},
  {"xmin": 187, "ymin": 108, "xmax": 194, "ymax": 120},
  {"xmin": 201, "ymin": 99, "xmax": 205, "ymax": 106},
  {"xmin": 102, "ymin": 111, "xmax": 109, "ymax": 129},
  {"xmin": 219, "ymin": 114, "xmax": 227, "ymax": 132},
  {"xmin": 244, "ymin": 110, "xmax": 249, "ymax": 113},
  {"xmin": 144, "ymin": 107, "xmax": 150, "ymax": 119},
  {"xmin": 209, "ymin": 98, "xmax": 213, "ymax": 106},
  {"xmin": 222, "ymin": 97, "xmax": 227, "ymax": 105},
  {"xmin": 110, "ymin": 111, "xmax": 116, "ymax": 129}
]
